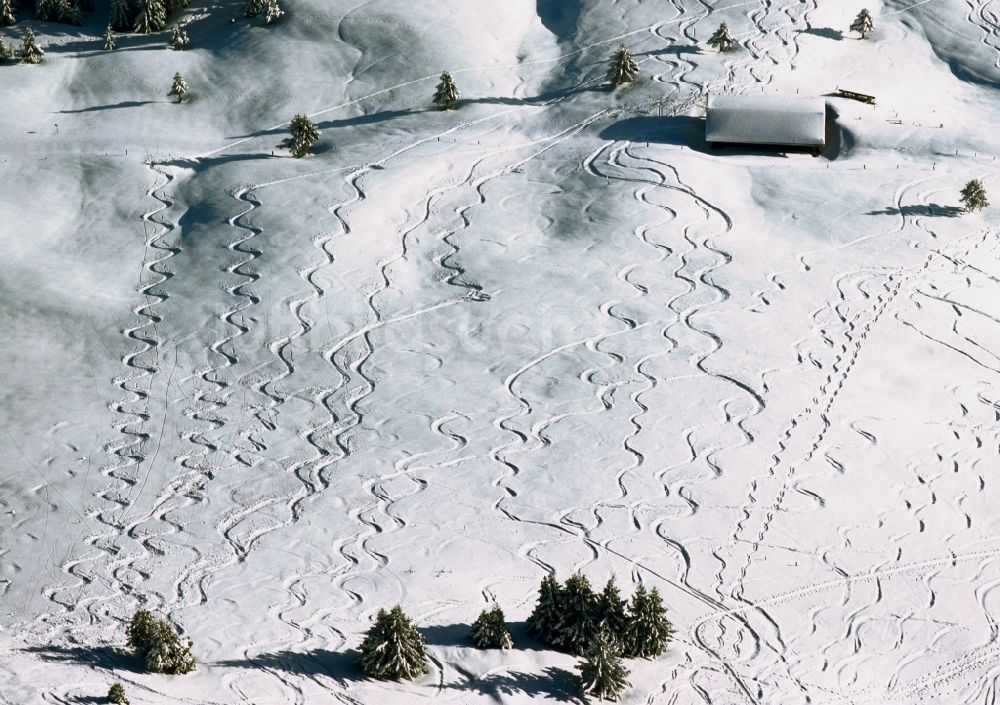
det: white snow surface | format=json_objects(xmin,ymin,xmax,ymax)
[{"xmin": 2, "ymin": 1, "xmax": 1000, "ymax": 703}]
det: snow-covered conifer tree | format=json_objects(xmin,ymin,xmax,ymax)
[
  {"xmin": 34, "ymin": 0, "xmax": 58, "ymax": 20},
  {"xmin": 61, "ymin": 0, "xmax": 82, "ymax": 25},
  {"xmin": 168, "ymin": 25, "xmax": 187, "ymax": 49},
  {"xmin": 850, "ymin": 9, "xmax": 874, "ymax": 39},
  {"xmin": 0, "ymin": 38, "xmax": 11, "ymax": 62},
  {"xmin": 19, "ymin": 26, "xmax": 43, "ymax": 63},
  {"xmin": 623, "ymin": 585, "xmax": 673, "ymax": 659},
  {"xmin": 433, "ymin": 71, "xmax": 460, "ymax": 110},
  {"xmin": 605, "ymin": 45, "xmax": 638, "ymax": 85},
  {"xmin": 108, "ymin": 0, "xmax": 131, "ymax": 31},
  {"xmin": 556, "ymin": 573, "xmax": 600, "ymax": 655},
  {"xmin": 104, "ymin": 23, "xmax": 116, "ymax": 49},
  {"xmin": 126, "ymin": 609, "xmax": 196, "ymax": 674},
  {"xmin": 243, "ymin": 0, "xmax": 262, "ymax": 17},
  {"xmin": 360, "ymin": 605, "xmax": 429, "ymax": 681},
  {"xmin": 108, "ymin": 683, "xmax": 129, "ymax": 705},
  {"xmin": 595, "ymin": 578, "xmax": 629, "ymax": 644},
  {"xmin": 286, "ymin": 114, "xmax": 320, "ymax": 157},
  {"xmin": 526, "ymin": 573, "xmax": 563, "ymax": 645},
  {"xmin": 577, "ymin": 630, "xmax": 631, "ymax": 702},
  {"xmin": 960, "ymin": 178, "xmax": 989, "ymax": 212},
  {"xmin": 708, "ymin": 21, "xmax": 737, "ymax": 51},
  {"xmin": 263, "ymin": 0, "xmax": 282, "ymax": 23},
  {"xmin": 133, "ymin": 0, "xmax": 165, "ymax": 33},
  {"xmin": 167, "ymin": 71, "xmax": 188, "ymax": 102},
  {"xmin": 471, "ymin": 605, "xmax": 514, "ymax": 649},
  {"xmin": 0, "ymin": 0, "xmax": 17, "ymax": 26}
]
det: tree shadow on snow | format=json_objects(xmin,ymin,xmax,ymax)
[
  {"xmin": 448, "ymin": 665, "xmax": 583, "ymax": 702},
  {"xmin": 224, "ymin": 109, "xmax": 429, "ymax": 141},
  {"xmin": 57, "ymin": 100, "xmax": 159, "ymax": 114},
  {"xmin": 866, "ymin": 204, "xmax": 963, "ymax": 217},
  {"xmin": 461, "ymin": 84, "xmax": 601, "ymax": 107},
  {"xmin": 420, "ymin": 621, "xmax": 551, "ymax": 652},
  {"xmin": 22, "ymin": 644, "xmax": 144, "ymax": 673},
  {"xmin": 213, "ymin": 648, "xmax": 366, "ymax": 684},
  {"xmin": 634, "ymin": 44, "xmax": 702, "ymax": 57},
  {"xmin": 801, "ymin": 27, "xmax": 843, "ymax": 41}
]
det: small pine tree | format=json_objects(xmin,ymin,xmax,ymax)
[
  {"xmin": 359, "ymin": 605, "xmax": 429, "ymax": 681},
  {"xmin": 526, "ymin": 573, "xmax": 563, "ymax": 645},
  {"xmin": 287, "ymin": 113, "xmax": 320, "ymax": 157},
  {"xmin": 126, "ymin": 609, "xmax": 196, "ymax": 674},
  {"xmin": 708, "ymin": 22, "xmax": 737, "ymax": 52},
  {"xmin": 243, "ymin": 0, "xmax": 263, "ymax": 17},
  {"xmin": 133, "ymin": 0, "xmax": 165, "ymax": 33},
  {"xmin": 167, "ymin": 71, "xmax": 187, "ymax": 102},
  {"xmin": 556, "ymin": 573, "xmax": 600, "ymax": 655},
  {"xmin": 960, "ymin": 178, "xmax": 989, "ymax": 212},
  {"xmin": 577, "ymin": 630, "xmax": 631, "ymax": 702},
  {"xmin": 104, "ymin": 23, "xmax": 116, "ymax": 50},
  {"xmin": 0, "ymin": 39, "xmax": 10, "ymax": 62},
  {"xmin": 623, "ymin": 585, "xmax": 673, "ymax": 659},
  {"xmin": 168, "ymin": 25, "xmax": 188, "ymax": 49},
  {"xmin": 19, "ymin": 27, "xmax": 43, "ymax": 63},
  {"xmin": 263, "ymin": 0, "xmax": 282, "ymax": 24},
  {"xmin": 108, "ymin": 0, "xmax": 131, "ymax": 31},
  {"xmin": 432, "ymin": 71, "xmax": 460, "ymax": 110},
  {"xmin": 108, "ymin": 683, "xmax": 130, "ymax": 705},
  {"xmin": 471, "ymin": 605, "xmax": 514, "ymax": 649},
  {"xmin": 0, "ymin": 0, "xmax": 16, "ymax": 26},
  {"xmin": 850, "ymin": 9, "xmax": 874, "ymax": 39},
  {"xmin": 605, "ymin": 45, "xmax": 638, "ymax": 85},
  {"xmin": 595, "ymin": 579, "xmax": 629, "ymax": 644}
]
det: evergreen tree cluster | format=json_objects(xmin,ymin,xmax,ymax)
[
  {"xmin": 108, "ymin": 0, "xmax": 191, "ymax": 33},
  {"xmin": 527, "ymin": 574, "xmax": 673, "ymax": 659},
  {"xmin": 126, "ymin": 609, "xmax": 196, "ymax": 674},
  {"xmin": 244, "ymin": 0, "xmax": 283, "ymax": 24},
  {"xmin": 18, "ymin": 26, "xmax": 43, "ymax": 63}
]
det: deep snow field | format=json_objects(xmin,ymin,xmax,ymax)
[{"xmin": 3, "ymin": 0, "xmax": 1000, "ymax": 703}]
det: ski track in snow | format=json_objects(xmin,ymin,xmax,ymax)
[
  {"xmin": 12, "ymin": 1, "xmax": 1000, "ymax": 704},
  {"xmin": 26, "ymin": 162, "xmax": 183, "ymax": 642}
]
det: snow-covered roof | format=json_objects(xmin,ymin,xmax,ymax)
[{"xmin": 705, "ymin": 94, "xmax": 827, "ymax": 146}]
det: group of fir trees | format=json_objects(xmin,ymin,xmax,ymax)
[
  {"xmin": 527, "ymin": 574, "xmax": 673, "ymax": 701},
  {"xmin": 0, "ymin": 26, "xmax": 43, "ymax": 63},
  {"xmin": 528, "ymin": 574, "xmax": 672, "ymax": 658},
  {"xmin": 244, "ymin": 0, "xmax": 283, "ymax": 24}
]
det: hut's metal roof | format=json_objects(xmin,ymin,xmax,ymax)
[{"xmin": 706, "ymin": 94, "xmax": 826, "ymax": 146}]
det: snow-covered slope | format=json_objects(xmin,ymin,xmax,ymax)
[{"xmin": 2, "ymin": 1, "xmax": 1000, "ymax": 703}]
